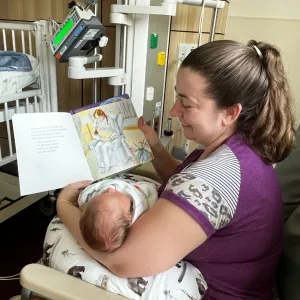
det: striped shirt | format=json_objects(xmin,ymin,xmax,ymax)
[{"xmin": 158, "ymin": 134, "xmax": 283, "ymax": 300}]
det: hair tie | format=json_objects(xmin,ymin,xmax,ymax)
[{"xmin": 253, "ymin": 45, "xmax": 263, "ymax": 59}]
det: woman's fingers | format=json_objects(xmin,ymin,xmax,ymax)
[
  {"xmin": 70, "ymin": 180, "xmax": 93, "ymax": 191},
  {"xmin": 58, "ymin": 180, "xmax": 93, "ymax": 205},
  {"xmin": 138, "ymin": 116, "xmax": 160, "ymax": 147},
  {"xmin": 138, "ymin": 116, "xmax": 147, "ymax": 133}
]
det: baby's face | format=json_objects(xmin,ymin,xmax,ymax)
[{"xmin": 90, "ymin": 188, "xmax": 132, "ymax": 219}]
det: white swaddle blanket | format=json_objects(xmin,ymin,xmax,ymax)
[
  {"xmin": 78, "ymin": 178, "xmax": 158, "ymax": 223},
  {"xmin": 41, "ymin": 173, "xmax": 207, "ymax": 300}
]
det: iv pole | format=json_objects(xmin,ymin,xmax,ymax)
[{"xmin": 93, "ymin": 1, "xmax": 99, "ymax": 103}]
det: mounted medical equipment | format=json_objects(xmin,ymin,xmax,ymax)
[
  {"xmin": 50, "ymin": 4, "xmax": 105, "ymax": 63},
  {"xmin": 50, "ymin": 0, "xmax": 225, "ymax": 132}
]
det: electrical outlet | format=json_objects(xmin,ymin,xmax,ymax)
[{"xmin": 177, "ymin": 43, "xmax": 197, "ymax": 62}]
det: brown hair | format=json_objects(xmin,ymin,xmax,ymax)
[
  {"xmin": 79, "ymin": 199, "xmax": 131, "ymax": 252},
  {"xmin": 93, "ymin": 109, "xmax": 108, "ymax": 123},
  {"xmin": 181, "ymin": 39, "xmax": 296, "ymax": 164}
]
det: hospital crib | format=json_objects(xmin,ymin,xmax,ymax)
[{"xmin": 0, "ymin": 20, "xmax": 58, "ymax": 223}]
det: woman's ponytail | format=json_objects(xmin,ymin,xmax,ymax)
[{"xmin": 246, "ymin": 40, "xmax": 296, "ymax": 163}]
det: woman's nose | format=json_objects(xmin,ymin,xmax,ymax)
[{"xmin": 170, "ymin": 98, "xmax": 182, "ymax": 118}]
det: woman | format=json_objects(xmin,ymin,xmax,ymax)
[{"xmin": 57, "ymin": 40, "xmax": 296, "ymax": 299}]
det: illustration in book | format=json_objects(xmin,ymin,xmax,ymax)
[{"xmin": 72, "ymin": 95, "xmax": 153, "ymax": 180}]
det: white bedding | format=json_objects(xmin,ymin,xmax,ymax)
[
  {"xmin": 40, "ymin": 174, "xmax": 207, "ymax": 300},
  {"xmin": 0, "ymin": 53, "xmax": 39, "ymax": 95}
]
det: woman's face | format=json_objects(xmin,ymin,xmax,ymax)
[{"xmin": 170, "ymin": 67, "xmax": 228, "ymax": 147}]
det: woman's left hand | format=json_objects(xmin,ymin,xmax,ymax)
[{"xmin": 58, "ymin": 180, "xmax": 92, "ymax": 206}]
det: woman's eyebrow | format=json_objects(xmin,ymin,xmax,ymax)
[{"xmin": 174, "ymin": 86, "xmax": 196, "ymax": 103}]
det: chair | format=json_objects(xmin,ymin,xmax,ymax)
[
  {"xmin": 20, "ymin": 264, "xmax": 127, "ymax": 300},
  {"xmin": 275, "ymin": 126, "xmax": 300, "ymax": 300}
]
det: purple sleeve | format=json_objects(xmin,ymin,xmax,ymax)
[{"xmin": 161, "ymin": 190, "xmax": 216, "ymax": 237}]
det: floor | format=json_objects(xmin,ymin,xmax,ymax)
[{"xmin": 0, "ymin": 199, "xmax": 55, "ymax": 300}]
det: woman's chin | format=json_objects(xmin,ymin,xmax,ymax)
[{"xmin": 182, "ymin": 126, "xmax": 194, "ymax": 139}]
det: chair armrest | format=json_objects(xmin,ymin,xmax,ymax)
[{"xmin": 20, "ymin": 264, "xmax": 127, "ymax": 300}]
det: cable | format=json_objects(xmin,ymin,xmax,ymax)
[
  {"xmin": 0, "ymin": 273, "xmax": 20, "ymax": 279},
  {"xmin": 197, "ymin": 0, "xmax": 206, "ymax": 46},
  {"xmin": 0, "ymin": 278, "xmax": 20, "ymax": 281}
]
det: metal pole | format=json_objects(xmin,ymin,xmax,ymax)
[
  {"xmin": 210, "ymin": 8, "xmax": 218, "ymax": 42},
  {"xmin": 93, "ymin": 3, "xmax": 99, "ymax": 103},
  {"xmin": 21, "ymin": 288, "xmax": 32, "ymax": 300}
]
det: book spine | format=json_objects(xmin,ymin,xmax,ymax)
[{"xmin": 69, "ymin": 94, "xmax": 130, "ymax": 115}]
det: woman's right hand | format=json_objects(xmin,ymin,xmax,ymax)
[
  {"xmin": 58, "ymin": 180, "xmax": 92, "ymax": 206},
  {"xmin": 138, "ymin": 117, "xmax": 160, "ymax": 148}
]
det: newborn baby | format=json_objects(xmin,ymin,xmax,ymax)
[
  {"xmin": 78, "ymin": 178, "xmax": 157, "ymax": 252},
  {"xmin": 44, "ymin": 176, "xmax": 208, "ymax": 299}
]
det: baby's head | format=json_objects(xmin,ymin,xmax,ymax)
[{"xmin": 79, "ymin": 188, "xmax": 132, "ymax": 252}]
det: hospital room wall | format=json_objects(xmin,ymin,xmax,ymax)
[
  {"xmin": 226, "ymin": 0, "xmax": 300, "ymax": 124},
  {"xmin": 162, "ymin": 3, "xmax": 229, "ymax": 153}
]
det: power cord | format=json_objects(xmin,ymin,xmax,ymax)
[{"xmin": 0, "ymin": 273, "xmax": 20, "ymax": 280}]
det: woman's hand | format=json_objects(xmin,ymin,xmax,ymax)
[
  {"xmin": 58, "ymin": 180, "xmax": 92, "ymax": 206},
  {"xmin": 138, "ymin": 117, "xmax": 160, "ymax": 148}
]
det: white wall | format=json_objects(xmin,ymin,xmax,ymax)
[
  {"xmin": 229, "ymin": 0, "xmax": 300, "ymax": 20},
  {"xmin": 226, "ymin": 0, "xmax": 300, "ymax": 122}
]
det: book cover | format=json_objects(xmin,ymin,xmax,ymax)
[{"xmin": 71, "ymin": 95, "xmax": 153, "ymax": 180}]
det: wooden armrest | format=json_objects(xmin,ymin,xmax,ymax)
[{"xmin": 20, "ymin": 264, "xmax": 127, "ymax": 300}]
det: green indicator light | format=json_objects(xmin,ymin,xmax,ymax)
[{"xmin": 54, "ymin": 19, "xmax": 73, "ymax": 46}]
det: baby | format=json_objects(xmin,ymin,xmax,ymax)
[
  {"xmin": 78, "ymin": 178, "xmax": 158, "ymax": 252},
  {"xmin": 62, "ymin": 176, "xmax": 208, "ymax": 299}
]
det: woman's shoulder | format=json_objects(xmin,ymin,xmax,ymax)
[
  {"xmin": 161, "ymin": 144, "xmax": 242, "ymax": 235},
  {"xmin": 160, "ymin": 140, "xmax": 249, "ymax": 234},
  {"xmin": 182, "ymin": 142, "xmax": 242, "ymax": 194}
]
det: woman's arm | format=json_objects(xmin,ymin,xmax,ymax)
[
  {"xmin": 57, "ymin": 183, "xmax": 207, "ymax": 278},
  {"xmin": 138, "ymin": 117, "xmax": 181, "ymax": 182}
]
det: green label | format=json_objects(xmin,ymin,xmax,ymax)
[{"xmin": 150, "ymin": 33, "xmax": 158, "ymax": 49}]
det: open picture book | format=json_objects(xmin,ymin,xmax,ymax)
[{"xmin": 12, "ymin": 94, "xmax": 154, "ymax": 196}]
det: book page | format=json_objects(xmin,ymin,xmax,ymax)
[
  {"xmin": 12, "ymin": 113, "xmax": 93, "ymax": 196},
  {"xmin": 72, "ymin": 96, "xmax": 153, "ymax": 181}
]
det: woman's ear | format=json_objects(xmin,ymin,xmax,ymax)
[{"xmin": 222, "ymin": 103, "xmax": 242, "ymax": 126}]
